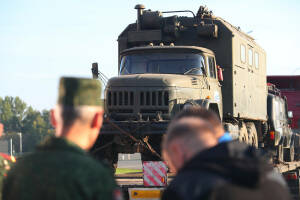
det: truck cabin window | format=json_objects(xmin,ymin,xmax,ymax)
[
  {"xmin": 120, "ymin": 53, "xmax": 205, "ymax": 75},
  {"xmin": 207, "ymin": 56, "xmax": 216, "ymax": 78}
]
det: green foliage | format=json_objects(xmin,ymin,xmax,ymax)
[{"xmin": 0, "ymin": 96, "xmax": 54, "ymax": 153}]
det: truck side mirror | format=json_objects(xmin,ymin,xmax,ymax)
[
  {"xmin": 288, "ymin": 111, "xmax": 293, "ymax": 119},
  {"xmin": 217, "ymin": 65, "xmax": 223, "ymax": 81},
  {"xmin": 91, "ymin": 63, "xmax": 99, "ymax": 79}
]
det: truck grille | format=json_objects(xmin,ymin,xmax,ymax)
[
  {"xmin": 107, "ymin": 91, "xmax": 134, "ymax": 106},
  {"xmin": 139, "ymin": 91, "xmax": 169, "ymax": 106},
  {"xmin": 106, "ymin": 90, "xmax": 169, "ymax": 117}
]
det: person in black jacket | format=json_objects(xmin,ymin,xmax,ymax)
[{"xmin": 162, "ymin": 107, "xmax": 291, "ymax": 200}]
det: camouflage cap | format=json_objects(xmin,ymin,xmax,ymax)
[{"xmin": 58, "ymin": 77, "xmax": 102, "ymax": 107}]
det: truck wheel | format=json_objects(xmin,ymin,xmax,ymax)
[
  {"xmin": 284, "ymin": 146, "xmax": 295, "ymax": 162},
  {"xmin": 246, "ymin": 122, "xmax": 258, "ymax": 148},
  {"xmin": 239, "ymin": 122, "xmax": 248, "ymax": 144},
  {"xmin": 294, "ymin": 134, "xmax": 300, "ymax": 160}
]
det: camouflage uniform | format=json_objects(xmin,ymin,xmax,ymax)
[{"xmin": 3, "ymin": 137, "xmax": 119, "ymax": 200}]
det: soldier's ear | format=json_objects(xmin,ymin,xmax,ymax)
[
  {"xmin": 91, "ymin": 109, "xmax": 104, "ymax": 129},
  {"xmin": 50, "ymin": 109, "xmax": 57, "ymax": 128}
]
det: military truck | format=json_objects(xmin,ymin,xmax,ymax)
[
  {"xmin": 266, "ymin": 83, "xmax": 295, "ymax": 162},
  {"xmin": 91, "ymin": 4, "xmax": 294, "ymax": 165}
]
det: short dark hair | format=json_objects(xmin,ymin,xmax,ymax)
[
  {"xmin": 60, "ymin": 106, "xmax": 97, "ymax": 133},
  {"xmin": 164, "ymin": 121, "xmax": 215, "ymax": 146},
  {"xmin": 173, "ymin": 106, "xmax": 221, "ymax": 127},
  {"xmin": 61, "ymin": 106, "xmax": 81, "ymax": 131}
]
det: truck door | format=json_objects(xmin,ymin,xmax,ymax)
[
  {"xmin": 206, "ymin": 55, "xmax": 223, "ymax": 117},
  {"xmin": 274, "ymin": 99, "xmax": 284, "ymax": 141}
]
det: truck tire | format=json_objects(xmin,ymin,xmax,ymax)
[
  {"xmin": 294, "ymin": 134, "xmax": 300, "ymax": 160},
  {"xmin": 246, "ymin": 122, "xmax": 258, "ymax": 148},
  {"xmin": 239, "ymin": 122, "xmax": 248, "ymax": 144},
  {"xmin": 284, "ymin": 146, "xmax": 295, "ymax": 162}
]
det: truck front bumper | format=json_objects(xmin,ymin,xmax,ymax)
[{"xmin": 100, "ymin": 120, "xmax": 169, "ymax": 136}]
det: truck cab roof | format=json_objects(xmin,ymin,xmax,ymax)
[{"xmin": 121, "ymin": 45, "xmax": 215, "ymax": 56}]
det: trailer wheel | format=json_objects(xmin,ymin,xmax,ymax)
[
  {"xmin": 246, "ymin": 122, "xmax": 258, "ymax": 148},
  {"xmin": 284, "ymin": 146, "xmax": 295, "ymax": 162},
  {"xmin": 239, "ymin": 122, "xmax": 248, "ymax": 144}
]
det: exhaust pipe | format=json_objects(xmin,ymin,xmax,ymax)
[{"xmin": 135, "ymin": 4, "xmax": 145, "ymax": 31}]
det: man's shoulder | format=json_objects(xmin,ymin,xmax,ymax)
[
  {"xmin": 172, "ymin": 169, "xmax": 226, "ymax": 186},
  {"xmin": 165, "ymin": 170, "xmax": 226, "ymax": 200},
  {"xmin": 8, "ymin": 150, "xmax": 116, "ymax": 190},
  {"xmin": 15, "ymin": 149, "xmax": 112, "ymax": 177}
]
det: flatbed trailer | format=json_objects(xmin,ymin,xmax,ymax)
[
  {"xmin": 274, "ymin": 161, "xmax": 300, "ymax": 200},
  {"xmin": 274, "ymin": 161, "xmax": 300, "ymax": 174},
  {"xmin": 116, "ymin": 161, "xmax": 300, "ymax": 200}
]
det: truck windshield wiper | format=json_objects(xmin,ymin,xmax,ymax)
[{"xmin": 184, "ymin": 67, "xmax": 201, "ymax": 75}]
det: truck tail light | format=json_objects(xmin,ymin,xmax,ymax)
[
  {"xmin": 270, "ymin": 131, "xmax": 275, "ymax": 140},
  {"xmin": 284, "ymin": 172, "xmax": 298, "ymax": 180}
]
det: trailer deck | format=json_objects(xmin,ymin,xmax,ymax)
[
  {"xmin": 116, "ymin": 161, "xmax": 300, "ymax": 200},
  {"xmin": 275, "ymin": 161, "xmax": 300, "ymax": 173}
]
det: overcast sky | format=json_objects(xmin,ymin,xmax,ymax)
[{"xmin": 1, "ymin": 0, "xmax": 300, "ymax": 110}]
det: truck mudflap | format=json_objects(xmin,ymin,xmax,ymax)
[{"xmin": 101, "ymin": 120, "xmax": 169, "ymax": 136}]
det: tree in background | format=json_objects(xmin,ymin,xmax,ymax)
[{"xmin": 0, "ymin": 96, "xmax": 54, "ymax": 153}]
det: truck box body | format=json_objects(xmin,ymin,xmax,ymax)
[{"xmin": 118, "ymin": 16, "xmax": 267, "ymax": 121}]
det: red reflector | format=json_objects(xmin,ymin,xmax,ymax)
[
  {"xmin": 292, "ymin": 174, "xmax": 298, "ymax": 180},
  {"xmin": 285, "ymin": 173, "xmax": 298, "ymax": 180},
  {"xmin": 270, "ymin": 131, "xmax": 275, "ymax": 140}
]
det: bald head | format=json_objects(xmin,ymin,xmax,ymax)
[
  {"xmin": 163, "ymin": 117, "xmax": 216, "ymax": 151},
  {"xmin": 173, "ymin": 106, "xmax": 225, "ymax": 138},
  {"xmin": 50, "ymin": 105, "xmax": 104, "ymax": 150},
  {"xmin": 162, "ymin": 116, "xmax": 218, "ymax": 172}
]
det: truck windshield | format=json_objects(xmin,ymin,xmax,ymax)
[{"xmin": 120, "ymin": 53, "xmax": 205, "ymax": 75}]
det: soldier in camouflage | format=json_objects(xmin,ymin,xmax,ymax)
[{"xmin": 3, "ymin": 77, "xmax": 122, "ymax": 200}]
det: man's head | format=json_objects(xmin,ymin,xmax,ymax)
[
  {"xmin": 174, "ymin": 106, "xmax": 225, "ymax": 138},
  {"xmin": 162, "ymin": 107, "xmax": 219, "ymax": 172},
  {"xmin": 50, "ymin": 77, "xmax": 104, "ymax": 150}
]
